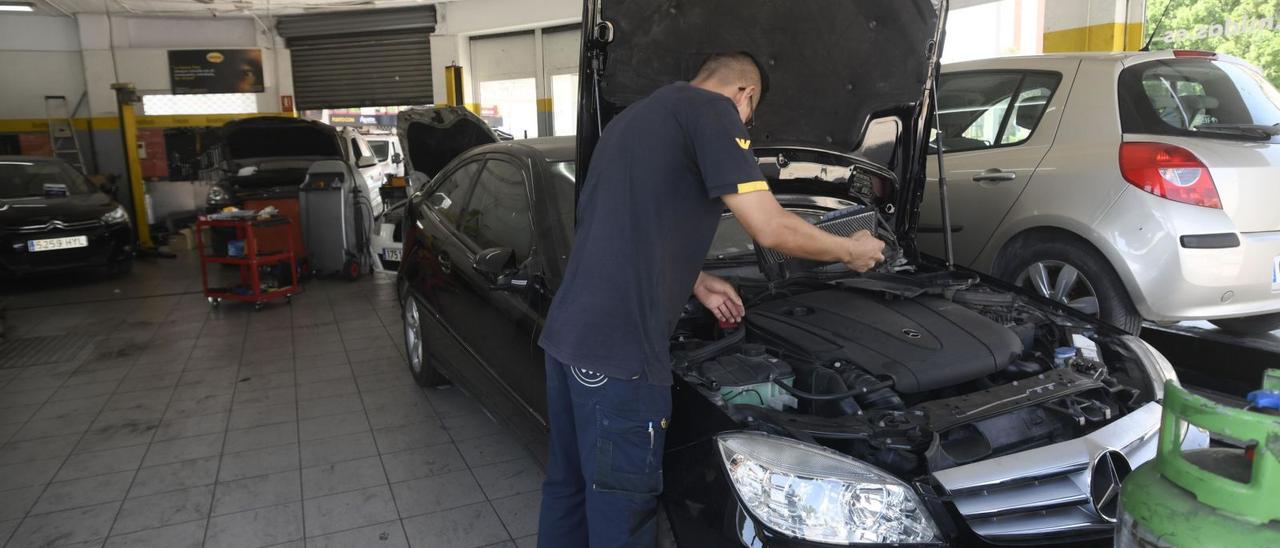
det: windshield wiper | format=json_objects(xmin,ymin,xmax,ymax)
[{"xmin": 1194, "ymin": 122, "xmax": 1280, "ymax": 140}]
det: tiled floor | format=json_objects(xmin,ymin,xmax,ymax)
[{"xmin": 0, "ymin": 253, "xmax": 542, "ymax": 547}]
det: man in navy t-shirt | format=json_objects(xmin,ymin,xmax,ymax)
[{"xmin": 537, "ymin": 53, "xmax": 886, "ymax": 548}]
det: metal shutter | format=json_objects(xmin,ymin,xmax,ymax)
[{"xmin": 279, "ymin": 7, "xmax": 436, "ymax": 110}]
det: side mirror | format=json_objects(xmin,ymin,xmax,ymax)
[
  {"xmin": 357, "ymin": 155, "xmax": 378, "ymax": 169},
  {"xmin": 473, "ymin": 247, "xmax": 514, "ymax": 281},
  {"xmin": 95, "ymin": 174, "xmax": 120, "ymax": 196},
  {"xmin": 391, "ymin": 153, "xmax": 403, "ymax": 164}
]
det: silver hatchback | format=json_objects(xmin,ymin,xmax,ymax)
[{"xmin": 920, "ymin": 51, "xmax": 1280, "ymax": 335}]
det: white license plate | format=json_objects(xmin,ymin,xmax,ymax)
[
  {"xmin": 28, "ymin": 236, "xmax": 88, "ymax": 252},
  {"xmin": 383, "ymin": 247, "xmax": 402, "ymax": 262},
  {"xmin": 1273, "ymin": 256, "xmax": 1279, "ymax": 292}
]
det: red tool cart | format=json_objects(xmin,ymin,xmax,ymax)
[{"xmin": 197, "ymin": 215, "xmax": 300, "ymax": 311}]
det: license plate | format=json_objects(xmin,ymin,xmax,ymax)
[
  {"xmin": 1273, "ymin": 256, "xmax": 1279, "ymax": 292},
  {"xmin": 383, "ymin": 247, "xmax": 402, "ymax": 262},
  {"xmin": 28, "ymin": 236, "xmax": 88, "ymax": 252}
]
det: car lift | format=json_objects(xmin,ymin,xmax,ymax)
[{"xmin": 111, "ymin": 83, "xmax": 174, "ymax": 259}]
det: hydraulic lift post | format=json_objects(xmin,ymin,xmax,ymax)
[{"xmin": 111, "ymin": 83, "xmax": 174, "ymax": 258}]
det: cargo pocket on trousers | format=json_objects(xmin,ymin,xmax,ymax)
[{"xmin": 593, "ymin": 406, "xmax": 665, "ymax": 497}]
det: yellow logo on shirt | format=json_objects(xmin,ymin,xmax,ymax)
[{"xmin": 735, "ymin": 138, "xmax": 751, "ymax": 150}]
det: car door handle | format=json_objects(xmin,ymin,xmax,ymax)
[{"xmin": 972, "ymin": 169, "xmax": 1018, "ymax": 183}]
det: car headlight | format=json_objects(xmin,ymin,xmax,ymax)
[
  {"xmin": 101, "ymin": 205, "xmax": 130, "ymax": 225},
  {"xmin": 717, "ymin": 432, "xmax": 940, "ymax": 544},
  {"xmin": 1119, "ymin": 335, "xmax": 1177, "ymax": 400},
  {"xmin": 207, "ymin": 185, "xmax": 232, "ymax": 204}
]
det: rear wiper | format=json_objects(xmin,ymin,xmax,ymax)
[{"xmin": 1194, "ymin": 123, "xmax": 1280, "ymax": 140}]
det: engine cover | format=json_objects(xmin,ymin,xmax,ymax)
[{"xmin": 747, "ymin": 288, "xmax": 1023, "ymax": 393}]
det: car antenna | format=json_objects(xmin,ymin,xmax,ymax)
[
  {"xmin": 928, "ymin": 48, "xmax": 955, "ymax": 270},
  {"xmin": 1141, "ymin": 0, "xmax": 1179, "ymax": 51}
]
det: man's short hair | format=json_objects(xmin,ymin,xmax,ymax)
[{"xmin": 693, "ymin": 52, "xmax": 770, "ymax": 99}]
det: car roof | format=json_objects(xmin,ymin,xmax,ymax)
[
  {"xmin": 474, "ymin": 136, "xmax": 575, "ymax": 164},
  {"xmin": 942, "ymin": 50, "xmax": 1249, "ymax": 72}
]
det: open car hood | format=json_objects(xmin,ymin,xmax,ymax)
[
  {"xmin": 397, "ymin": 106, "xmax": 500, "ymax": 179},
  {"xmin": 220, "ymin": 117, "xmax": 343, "ymax": 164},
  {"xmin": 580, "ymin": 0, "xmax": 947, "ymax": 246},
  {"xmin": 588, "ymin": 0, "xmax": 943, "ymax": 154}
]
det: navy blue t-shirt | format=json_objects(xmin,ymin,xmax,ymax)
[{"xmin": 539, "ymin": 82, "xmax": 768, "ymax": 385}]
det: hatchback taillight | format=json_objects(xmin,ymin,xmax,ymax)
[{"xmin": 1119, "ymin": 142, "xmax": 1222, "ymax": 209}]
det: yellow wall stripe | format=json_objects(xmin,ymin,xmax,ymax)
[
  {"xmin": 0, "ymin": 112, "xmax": 292, "ymax": 133},
  {"xmin": 736, "ymin": 180, "xmax": 770, "ymax": 194},
  {"xmin": 1043, "ymin": 22, "xmax": 1145, "ymax": 53}
]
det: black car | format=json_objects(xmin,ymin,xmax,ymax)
[
  {"xmin": 397, "ymin": 1, "xmax": 1200, "ymax": 546},
  {"xmin": 205, "ymin": 116, "xmax": 349, "ymax": 212},
  {"xmin": 0, "ymin": 156, "xmax": 134, "ymax": 277}
]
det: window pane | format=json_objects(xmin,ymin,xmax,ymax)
[
  {"xmin": 427, "ymin": 161, "xmax": 482, "ymax": 226},
  {"xmin": 1120, "ymin": 58, "xmax": 1280, "ymax": 135},
  {"xmin": 552, "ymin": 74, "xmax": 579, "ymax": 136},
  {"xmin": 369, "ymin": 141, "xmax": 390, "ymax": 161},
  {"xmin": 936, "ymin": 73, "xmax": 1022, "ymax": 151},
  {"xmin": 141, "ymin": 93, "xmax": 257, "ymax": 115},
  {"xmin": 458, "ymin": 160, "xmax": 532, "ymax": 261},
  {"xmin": 479, "ymin": 78, "xmax": 539, "ymax": 140},
  {"xmin": 999, "ymin": 73, "xmax": 1060, "ymax": 145}
]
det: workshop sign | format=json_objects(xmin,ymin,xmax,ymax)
[{"xmin": 168, "ymin": 49, "xmax": 265, "ymax": 94}]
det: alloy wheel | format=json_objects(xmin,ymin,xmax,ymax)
[
  {"xmin": 1015, "ymin": 260, "xmax": 1100, "ymax": 316},
  {"xmin": 404, "ymin": 298, "xmax": 423, "ymax": 374}
]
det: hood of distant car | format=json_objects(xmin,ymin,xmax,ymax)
[
  {"xmin": 221, "ymin": 117, "xmax": 343, "ymax": 164},
  {"xmin": 0, "ymin": 192, "xmax": 115, "ymax": 227},
  {"xmin": 397, "ymin": 106, "xmax": 501, "ymax": 179}
]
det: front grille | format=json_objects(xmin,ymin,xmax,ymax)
[
  {"xmin": 2, "ymin": 219, "xmax": 102, "ymax": 234},
  {"xmin": 931, "ymin": 402, "xmax": 1202, "ymax": 543}
]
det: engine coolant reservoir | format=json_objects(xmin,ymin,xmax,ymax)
[{"xmin": 698, "ymin": 344, "xmax": 797, "ymax": 411}]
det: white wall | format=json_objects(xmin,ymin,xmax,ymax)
[
  {"xmin": 0, "ymin": 12, "xmax": 293, "ymax": 119},
  {"xmin": 0, "ymin": 14, "xmax": 88, "ymax": 119}
]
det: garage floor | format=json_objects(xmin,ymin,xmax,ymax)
[{"xmin": 0, "ymin": 254, "xmax": 541, "ymax": 548}]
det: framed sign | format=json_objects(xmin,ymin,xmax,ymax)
[{"xmin": 168, "ymin": 49, "xmax": 265, "ymax": 94}]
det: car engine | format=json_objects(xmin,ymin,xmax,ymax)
[{"xmin": 673, "ymin": 253, "xmax": 1156, "ymax": 478}]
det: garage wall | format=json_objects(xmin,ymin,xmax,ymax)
[{"xmin": 0, "ymin": 15, "xmax": 87, "ymax": 120}]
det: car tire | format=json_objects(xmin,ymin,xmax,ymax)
[
  {"xmin": 997, "ymin": 237, "xmax": 1143, "ymax": 334},
  {"xmin": 1209, "ymin": 313, "xmax": 1280, "ymax": 336},
  {"xmin": 402, "ymin": 292, "xmax": 449, "ymax": 387}
]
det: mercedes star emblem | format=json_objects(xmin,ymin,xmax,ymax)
[
  {"xmin": 1088, "ymin": 450, "xmax": 1132, "ymax": 522},
  {"xmin": 901, "ymin": 328, "xmax": 922, "ymax": 339}
]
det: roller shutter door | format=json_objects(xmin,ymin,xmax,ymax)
[{"xmin": 278, "ymin": 7, "xmax": 435, "ymax": 110}]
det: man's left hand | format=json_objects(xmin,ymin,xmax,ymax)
[{"xmin": 694, "ymin": 272, "xmax": 745, "ymax": 324}]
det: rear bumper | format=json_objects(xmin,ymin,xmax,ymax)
[
  {"xmin": 0, "ymin": 223, "xmax": 134, "ymax": 276},
  {"xmin": 1097, "ymin": 188, "xmax": 1280, "ymax": 321}
]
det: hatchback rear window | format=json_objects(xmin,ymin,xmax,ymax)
[{"xmin": 1118, "ymin": 58, "xmax": 1280, "ymax": 139}]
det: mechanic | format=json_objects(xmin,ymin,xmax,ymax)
[{"xmin": 537, "ymin": 52, "xmax": 886, "ymax": 548}]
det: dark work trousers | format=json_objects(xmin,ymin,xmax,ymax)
[{"xmin": 537, "ymin": 354, "xmax": 672, "ymax": 548}]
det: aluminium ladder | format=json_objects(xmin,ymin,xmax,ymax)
[{"xmin": 44, "ymin": 95, "xmax": 86, "ymax": 171}]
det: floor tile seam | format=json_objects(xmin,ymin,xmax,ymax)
[
  {"xmin": 103, "ymin": 515, "xmax": 208, "ymax": 542},
  {"xmin": 102, "ymin": 311, "xmax": 208, "ymax": 540},
  {"xmin": 290, "ymin": 321, "xmax": 308, "ymax": 548},
  {"xmin": 343, "ymin": 292, "xmax": 415, "ymax": 548},
  {"xmin": 201, "ymin": 314, "xmax": 251, "ymax": 548}
]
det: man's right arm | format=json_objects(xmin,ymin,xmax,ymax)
[{"xmin": 722, "ymin": 190, "xmax": 886, "ymax": 272}]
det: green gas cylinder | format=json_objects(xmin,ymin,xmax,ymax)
[{"xmin": 1115, "ymin": 369, "xmax": 1280, "ymax": 547}]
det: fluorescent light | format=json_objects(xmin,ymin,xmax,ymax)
[{"xmin": 0, "ymin": 2, "xmax": 35, "ymax": 11}]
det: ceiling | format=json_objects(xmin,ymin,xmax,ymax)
[{"xmin": 32, "ymin": 0, "xmax": 448, "ymax": 17}]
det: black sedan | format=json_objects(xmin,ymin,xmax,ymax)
[{"xmin": 0, "ymin": 156, "xmax": 133, "ymax": 277}]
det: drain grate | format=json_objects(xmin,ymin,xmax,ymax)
[{"xmin": 0, "ymin": 334, "xmax": 92, "ymax": 369}]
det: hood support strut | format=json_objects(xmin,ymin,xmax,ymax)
[{"xmin": 928, "ymin": 46, "xmax": 955, "ymax": 269}]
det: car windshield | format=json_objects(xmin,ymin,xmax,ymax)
[
  {"xmin": 369, "ymin": 141, "xmax": 391, "ymax": 161},
  {"xmin": 707, "ymin": 209, "xmax": 825, "ymax": 261},
  {"xmin": 0, "ymin": 160, "xmax": 97, "ymax": 199},
  {"xmin": 550, "ymin": 161, "xmax": 577, "ymax": 241},
  {"xmin": 1119, "ymin": 58, "xmax": 1280, "ymax": 139}
]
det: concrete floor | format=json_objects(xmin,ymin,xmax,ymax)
[{"xmin": 0, "ymin": 253, "xmax": 541, "ymax": 548}]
